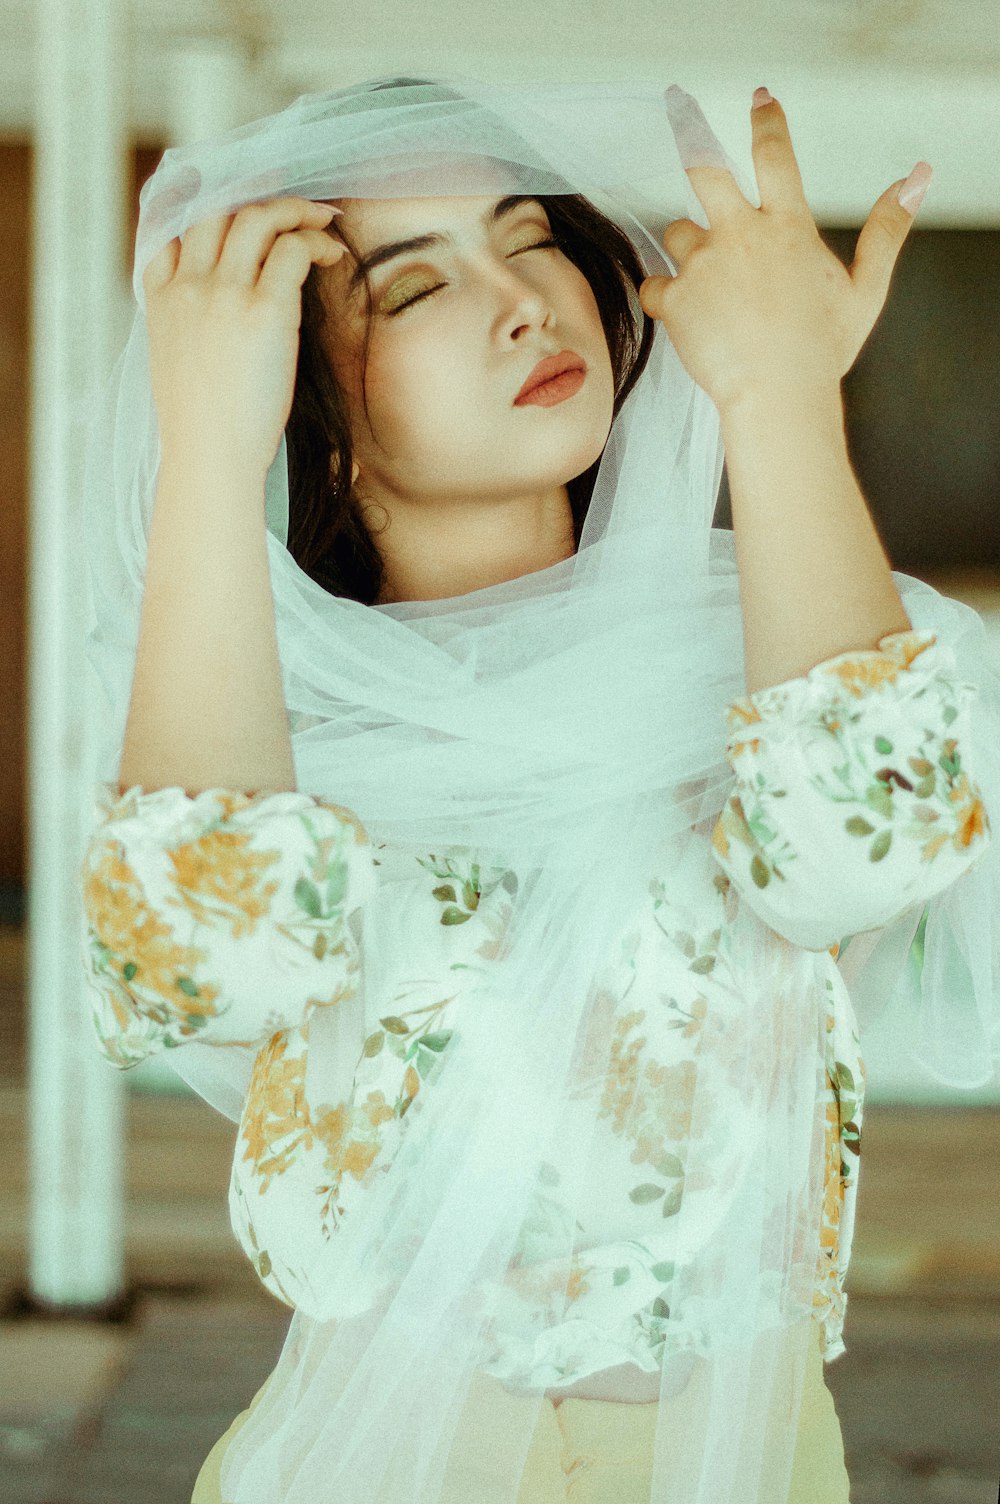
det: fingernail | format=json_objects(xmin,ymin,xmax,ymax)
[
  {"xmin": 752, "ymin": 87, "xmax": 774, "ymax": 110},
  {"xmin": 316, "ymin": 203, "xmax": 342, "ymax": 218},
  {"xmin": 897, "ymin": 161, "xmax": 932, "ymax": 214}
]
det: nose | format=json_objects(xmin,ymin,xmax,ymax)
[{"xmin": 490, "ymin": 261, "xmax": 552, "ymax": 339}]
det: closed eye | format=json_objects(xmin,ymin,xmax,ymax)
[{"xmin": 385, "ymin": 238, "xmax": 562, "ymax": 316}]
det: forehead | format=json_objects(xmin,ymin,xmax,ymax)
[
  {"xmin": 334, "ymin": 190, "xmax": 537, "ymax": 237},
  {"xmin": 330, "ymin": 149, "xmax": 528, "ymax": 233},
  {"xmin": 340, "ymin": 150, "xmax": 517, "ymax": 204}
]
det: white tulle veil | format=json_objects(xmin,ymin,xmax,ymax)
[{"xmin": 79, "ymin": 73, "xmax": 1000, "ymax": 1504}]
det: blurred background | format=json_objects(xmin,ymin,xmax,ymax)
[{"xmin": 1, "ymin": 1, "xmax": 999, "ymax": 1500}]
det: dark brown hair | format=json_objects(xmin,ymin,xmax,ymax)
[{"xmin": 285, "ymin": 163, "xmax": 655, "ymax": 605}]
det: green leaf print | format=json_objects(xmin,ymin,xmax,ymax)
[
  {"xmin": 874, "ymin": 736, "xmax": 894, "ymax": 754},
  {"xmin": 363, "ymin": 1030, "xmax": 385, "ymax": 1058},
  {"xmin": 175, "ymin": 976, "xmax": 200, "ymax": 997},
  {"xmin": 461, "ymin": 880, "xmax": 480, "ymax": 911},
  {"xmin": 325, "ymin": 860, "xmax": 346, "ymax": 909},
  {"xmin": 939, "ymin": 748, "xmax": 961, "ymax": 777},
  {"xmin": 295, "ymin": 877, "xmax": 322, "ymax": 918},
  {"xmin": 662, "ymin": 1185, "xmax": 684, "ymax": 1217},
  {"xmin": 420, "ymin": 1031, "xmax": 453, "ymax": 1052},
  {"xmin": 750, "ymin": 854, "xmax": 770, "ymax": 889},
  {"xmin": 652, "ymin": 1296, "xmax": 670, "ymax": 1318},
  {"xmin": 432, "ymin": 884, "xmax": 458, "ymax": 903},
  {"xmin": 441, "ymin": 906, "xmax": 472, "ymax": 925},
  {"xmin": 652, "ymin": 1152, "xmax": 685, "ymax": 1179},
  {"xmin": 869, "ymin": 829, "xmax": 892, "ymax": 862},
  {"xmin": 651, "ymin": 1261, "xmax": 676, "ymax": 1282},
  {"xmin": 122, "ymin": 961, "xmax": 137, "ymax": 981},
  {"xmin": 845, "ymin": 816, "xmax": 875, "ymax": 837},
  {"xmin": 864, "ymin": 783, "xmax": 895, "ymax": 821},
  {"xmin": 629, "ymin": 1183, "xmax": 666, "ymax": 1204},
  {"xmin": 613, "ymin": 1266, "xmax": 631, "ymax": 1286},
  {"xmin": 836, "ymin": 1062, "xmax": 855, "ymax": 1093},
  {"xmin": 942, "ymin": 704, "xmax": 957, "ymax": 726},
  {"xmin": 381, "ymin": 1016, "xmax": 410, "ymax": 1035},
  {"xmin": 414, "ymin": 1046, "xmax": 439, "ymax": 1080}
]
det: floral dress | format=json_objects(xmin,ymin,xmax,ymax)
[{"xmin": 79, "ymin": 628, "xmax": 991, "ymax": 1388}]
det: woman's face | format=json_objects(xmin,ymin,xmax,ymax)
[{"xmin": 316, "ymin": 193, "xmax": 616, "ymax": 515}]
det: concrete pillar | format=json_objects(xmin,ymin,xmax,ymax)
[{"xmin": 27, "ymin": 0, "xmax": 130, "ymax": 1309}]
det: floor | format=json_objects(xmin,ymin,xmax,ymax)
[
  {"xmin": 2, "ymin": 903, "xmax": 1000, "ymax": 1503},
  {"xmin": 1, "ymin": 1081, "xmax": 998, "ymax": 1502}
]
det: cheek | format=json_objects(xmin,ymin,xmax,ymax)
[{"xmin": 369, "ymin": 325, "xmax": 467, "ymax": 427}]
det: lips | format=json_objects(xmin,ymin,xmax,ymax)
[{"xmin": 515, "ymin": 350, "xmax": 587, "ymax": 403}]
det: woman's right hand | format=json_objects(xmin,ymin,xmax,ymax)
[{"xmin": 142, "ymin": 196, "xmax": 349, "ymax": 480}]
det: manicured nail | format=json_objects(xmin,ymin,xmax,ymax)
[
  {"xmin": 752, "ymin": 87, "xmax": 774, "ymax": 110},
  {"xmin": 897, "ymin": 162, "xmax": 932, "ymax": 214}
]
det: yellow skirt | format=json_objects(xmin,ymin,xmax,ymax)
[{"xmin": 192, "ymin": 1318, "xmax": 851, "ymax": 1503}]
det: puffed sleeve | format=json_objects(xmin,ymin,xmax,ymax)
[
  {"xmin": 710, "ymin": 628, "xmax": 993, "ymax": 952},
  {"xmin": 79, "ymin": 783, "xmax": 379, "ymax": 1069}
]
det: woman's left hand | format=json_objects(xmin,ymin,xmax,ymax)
[{"xmin": 638, "ymin": 88, "xmax": 931, "ymax": 417}]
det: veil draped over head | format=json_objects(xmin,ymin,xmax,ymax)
[{"xmin": 80, "ymin": 75, "xmax": 1000, "ymax": 1504}]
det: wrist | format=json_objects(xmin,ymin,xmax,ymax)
[
  {"xmin": 157, "ymin": 441, "xmax": 271, "ymax": 490},
  {"xmin": 717, "ymin": 378, "xmax": 845, "ymax": 435}
]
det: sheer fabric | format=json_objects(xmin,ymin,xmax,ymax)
[{"xmin": 79, "ymin": 75, "xmax": 1000, "ymax": 1504}]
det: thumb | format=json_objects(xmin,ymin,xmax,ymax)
[
  {"xmin": 850, "ymin": 163, "xmax": 930, "ymax": 311},
  {"xmin": 638, "ymin": 274, "xmax": 674, "ymax": 321}
]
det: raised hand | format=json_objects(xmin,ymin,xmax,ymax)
[
  {"xmin": 639, "ymin": 86, "xmax": 931, "ymax": 417},
  {"xmin": 141, "ymin": 196, "xmax": 348, "ymax": 479}
]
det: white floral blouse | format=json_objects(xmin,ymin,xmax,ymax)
[{"xmin": 79, "ymin": 627, "xmax": 992, "ymax": 1388}]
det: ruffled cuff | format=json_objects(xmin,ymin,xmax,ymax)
[
  {"xmin": 79, "ymin": 784, "xmax": 378, "ymax": 1068},
  {"xmin": 711, "ymin": 630, "xmax": 993, "ymax": 951}
]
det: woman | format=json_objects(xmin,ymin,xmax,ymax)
[{"xmin": 78, "ymin": 75, "xmax": 1000, "ymax": 1503}]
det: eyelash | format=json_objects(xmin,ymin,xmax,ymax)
[{"xmin": 385, "ymin": 237, "xmax": 562, "ymax": 316}]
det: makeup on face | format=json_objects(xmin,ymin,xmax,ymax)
[{"xmin": 346, "ymin": 195, "xmax": 550, "ymax": 295}]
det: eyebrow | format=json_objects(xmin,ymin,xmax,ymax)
[{"xmin": 346, "ymin": 195, "xmax": 545, "ymax": 293}]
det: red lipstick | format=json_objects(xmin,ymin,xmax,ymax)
[{"xmin": 514, "ymin": 350, "xmax": 587, "ymax": 406}]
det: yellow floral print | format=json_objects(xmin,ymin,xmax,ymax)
[{"xmin": 80, "ymin": 625, "xmax": 989, "ymax": 1382}]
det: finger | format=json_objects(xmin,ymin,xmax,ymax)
[
  {"xmin": 141, "ymin": 237, "xmax": 180, "ymax": 293},
  {"xmin": 195, "ymin": 197, "xmax": 336, "ymax": 284},
  {"xmin": 748, "ymin": 94, "xmax": 809, "ymax": 215},
  {"xmin": 638, "ymin": 273, "xmax": 675, "ymax": 322},
  {"xmin": 848, "ymin": 169, "xmax": 928, "ymax": 315},
  {"xmin": 256, "ymin": 227, "xmax": 348, "ymax": 301},
  {"xmin": 665, "ymin": 85, "xmax": 748, "ymax": 225},
  {"xmin": 174, "ymin": 210, "xmax": 238, "ymax": 277},
  {"xmin": 660, "ymin": 217, "xmax": 708, "ymax": 268}
]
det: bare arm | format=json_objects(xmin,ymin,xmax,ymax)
[
  {"xmin": 114, "ymin": 194, "xmax": 346, "ymax": 798},
  {"xmin": 639, "ymin": 92, "xmax": 924, "ymax": 700},
  {"xmin": 117, "ymin": 451, "xmax": 295, "ymax": 797},
  {"xmin": 719, "ymin": 383, "xmax": 912, "ymax": 700}
]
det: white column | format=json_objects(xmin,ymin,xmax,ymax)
[{"xmin": 27, "ymin": 0, "xmax": 130, "ymax": 1309}]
